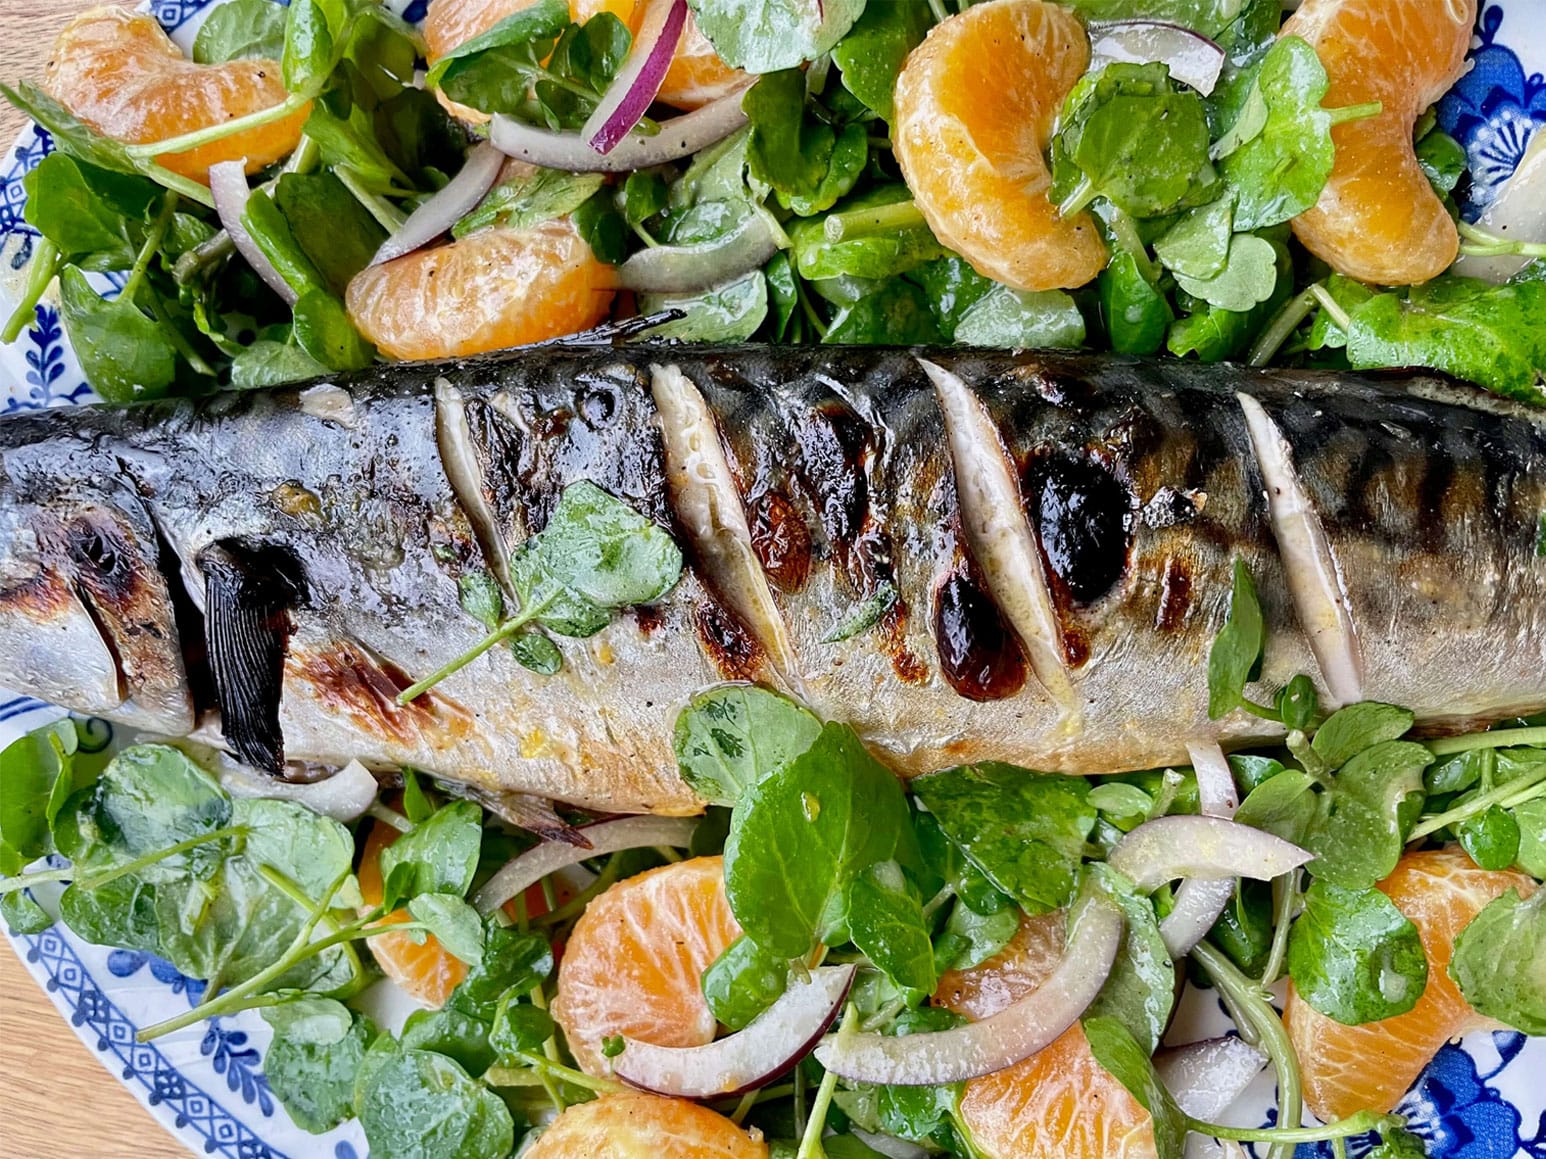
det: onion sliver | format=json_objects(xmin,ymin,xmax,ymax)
[
  {"xmin": 1109, "ymin": 815, "xmax": 1312, "ymax": 894},
  {"xmin": 1089, "ymin": 20, "xmax": 1225, "ymax": 96},
  {"xmin": 1161, "ymin": 741, "xmax": 1241, "ymax": 957},
  {"xmin": 618, "ymin": 213, "xmax": 779, "ymax": 293},
  {"xmin": 220, "ymin": 758, "xmax": 379, "ymax": 823},
  {"xmin": 815, "ymin": 895, "xmax": 1123, "ymax": 1086},
  {"xmin": 1154, "ymin": 1036, "xmax": 1267, "ymax": 1121},
  {"xmin": 372, "ymin": 142, "xmax": 504, "ymax": 266},
  {"xmin": 492, "ymin": 84, "xmax": 752, "ymax": 172},
  {"xmin": 612, "ymin": 964, "xmax": 855, "ymax": 1098},
  {"xmin": 209, "ymin": 160, "xmax": 297, "ymax": 306},
  {"xmin": 472, "ymin": 815, "xmax": 698, "ymax": 915},
  {"xmin": 584, "ymin": 0, "xmax": 687, "ymax": 154}
]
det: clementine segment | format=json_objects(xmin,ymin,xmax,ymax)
[
  {"xmin": 1282, "ymin": 0, "xmax": 1476, "ymax": 284},
  {"xmin": 357, "ymin": 819, "xmax": 469, "ymax": 1008},
  {"xmin": 524, "ymin": 1091, "xmax": 769, "ymax": 1158},
  {"xmin": 934, "ymin": 911, "xmax": 1158, "ymax": 1159},
  {"xmin": 43, "ymin": 7, "xmax": 307, "ymax": 182},
  {"xmin": 893, "ymin": 0, "xmax": 1107, "ymax": 292},
  {"xmin": 552, "ymin": 856, "xmax": 742, "ymax": 1076},
  {"xmin": 1285, "ymin": 848, "xmax": 1537, "ymax": 1121},
  {"xmin": 344, "ymin": 218, "xmax": 616, "ymax": 361}
]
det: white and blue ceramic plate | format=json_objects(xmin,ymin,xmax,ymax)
[{"xmin": 1, "ymin": 2, "xmax": 1544, "ymax": 1156}]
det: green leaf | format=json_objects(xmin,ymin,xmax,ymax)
[
  {"xmin": 1099, "ymin": 249, "xmax": 1174, "ymax": 356},
  {"xmin": 848, "ymin": 860, "xmax": 937, "ymax": 995},
  {"xmin": 832, "ymin": 0, "xmax": 932, "ymax": 122},
  {"xmin": 783, "ymin": 123, "xmax": 869, "ymax": 218},
  {"xmin": 356, "ymin": 1047, "xmax": 515, "ymax": 1159},
  {"xmin": 1513, "ymin": 798, "xmax": 1546, "ymax": 877},
  {"xmin": 509, "ymin": 628, "xmax": 564, "ymax": 675},
  {"xmin": 379, "ymin": 800, "xmax": 483, "ymax": 906},
  {"xmin": 58, "ymin": 267, "xmax": 177, "ymax": 404},
  {"xmin": 1085, "ymin": 865, "xmax": 1176, "ymax": 1053},
  {"xmin": 673, "ymin": 685, "xmax": 823, "ymax": 807},
  {"xmin": 822, "ymin": 583, "xmax": 899, "ymax": 643},
  {"xmin": 914, "ymin": 811, "xmax": 1014, "ymax": 916},
  {"xmin": 273, "ymin": 171, "xmax": 387, "ymax": 297},
  {"xmin": 1346, "ymin": 277, "xmax": 1546, "ymax": 404},
  {"xmin": 687, "ymin": 0, "xmax": 867, "ymax": 72},
  {"xmin": 911, "ymin": 763, "xmax": 1096, "ymax": 915},
  {"xmin": 952, "ymin": 285, "xmax": 1086, "ymax": 348},
  {"xmin": 401, "ymin": 1005, "xmax": 498, "ymax": 1076},
  {"xmin": 1276, "ymin": 674, "xmax": 1320, "ymax": 731},
  {"xmin": 1168, "ymin": 237, "xmax": 1291, "ymax": 361},
  {"xmin": 301, "ymin": 105, "xmax": 411, "ymax": 195},
  {"xmin": 194, "ymin": 0, "xmax": 289, "ymax": 62},
  {"xmin": 459, "ymin": 571, "xmax": 505, "ymax": 632},
  {"xmin": 1219, "ymin": 37, "xmax": 1341, "ymax": 230},
  {"xmin": 1206, "ymin": 558, "xmax": 1265, "ymax": 719},
  {"xmin": 59, "ymin": 873, "xmax": 162, "ymax": 954},
  {"xmin": 826, "ymin": 282, "xmax": 945, "ymax": 345},
  {"xmin": 1235, "ymin": 768, "xmax": 1319, "ymax": 844},
  {"xmin": 745, "ymin": 69, "xmax": 836, "ymax": 200},
  {"xmin": 449, "ymin": 923, "xmax": 554, "ymax": 1020},
  {"xmin": 292, "ymin": 289, "xmax": 376, "ymax": 372},
  {"xmin": 1208, "ymin": 879, "xmax": 1273, "ymax": 977},
  {"xmin": 282, "ymin": 0, "xmax": 342, "ymax": 96},
  {"xmin": 907, "ymin": 256, "xmax": 994, "ymax": 339},
  {"xmin": 766, "ymin": 251, "xmax": 799, "ymax": 340},
  {"xmin": 1, "ymin": 889, "xmax": 52, "ymax": 934},
  {"xmin": 1416, "ymin": 127, "xmax": 1467, "ymax": 197},
  {"xmin": 1304, "ymin": 741, "xmax": 1432, "ymax": 891},
  {"xmin": 936, "ymin": 896, "xmax": 1020, "ymax": 973},
  {"xmin": 1171, "ymin": 233, "xmax": 1278, "ymax": 312},
  {"xmin": 1457, "ymin": 805, "xmax": 1521, "ymax": 872},
  {"xmin": 407, "ymin": 894, "xmax": 487, "ymax": 965},
  {"xmin": 724, "ymin": 722, "xmax": 918, "ymax": 959},
  {"xmin": 229, "ymin": 341, "xmax": 330, "ymax": 389},
  {"xmin": 21, "ymin": 154, "xmax": 155, "ymax": 269},
  {"xmin": 1312, "ymin": 703, "xmax": 1415, "ymax": 770},
  {"xmin": 1448, "ymin": 888, "xmax": 1546, "ymax": 1035},
  {"xmin": 427, "ymin": 0, "xmax": 571, "ymax": 104},
  {"xmin": 262, "ymin": 1003, "xmax": 375, "ymax": 1134},
  {"xmin": 489, "ymin": 997, "xmax": 556, "ymax": 1055},
  {"xmin": 1306, "ymin": 272, "xmax": 1375, "ymax": 351},
  {"xmin": 1229, "ymin": 753, "xmax": 1288, "ymax": 794},
  {"xmin": 0, "ymin": 720, "xmax": 78, "ymax": 869},
  {"xmin": 702, "ymin": 933, "xmax": 790, "ymax": 1030},
  {"xmin": 0, "ymin": 82, "xmax": 138, "ymax": 175},
  {"xmin": 1083, "ymin": 1015, "xmax": 1188, "ymax": 1159},
  {"xmin": 453, "ymin": 167, "xmax": 605, "ymax": 239},
  {"xmin": 1366, "ymin": 1128, "xmax": 1432, "ymax": 1159},
  {"xmin": 240, "ymin": 190, "xmax": 329, "ymax": 300},
  {"xmin": 1088, "ymin": 783, "xmax": 1156, "ymax": 828},
  {"xmin": 1287, "ymin": 880, "xmax": 1427, "ymax": 1025},
  {"xmin": 639, "ymin": 271, "xmax": 770, "ymax": 342},
  {"xmin": 1154, "ymin": 197, "xmax": 1234, "ymax": 279}
]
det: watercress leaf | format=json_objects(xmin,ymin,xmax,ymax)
[
  {"xmin": 1277, "ymin": 674, "xmax": 1320, "ymax": 732},
  {"xmin": 724, "ymin": 722, "xmax": 919, "ymax": 958},
  {"xmin": 639, "ymin": 271, "xmax": 770, "ymax": 342},
  {"xmin": 282, "ymin": 0, "xmax": 339, "ymax": 96},
  {"xmin": 1206, "ymin": 558, "xmax": 1265, "ymax": 719},
  {"xmin": 489, "ymin": 997, "xmax": 555, "ymax": 1055},
  {"xmin": 911, "ymin": 763, "xmax": 1096, "ymax": 915},
  {"xmin": 783, "ymin": 123, "xmax": 869, "ymax": 217},
  {"xmin": 292, "ymin": 289, "xmax": 376, "ymax": 372},
  {"xmin": 1458, "ymin": 805, "xmax": 1521, "ymax": 872},
  {"xmin": 1083, "ymin": 1015, "xmax": 1188, "ymax": 1159},
  {"xmin": 1304, "ymin": 741, "xmax": 1432, "ymax": 891},
  {"xmin": 1229, "ymin": 753, "xmax": 1288, "ymax": 794},
  {"xmin": 407, "ymin": 894, "xmax": 487, "ymax": 965},
  {"xmin": 1210, "ymin": 82, "xmax": 1268, "ymax": 159},
  {"xmin": 459, "ymin": 571, "xmax": 506, "ymax": 632},
  {"xmin": 435, "ymin": 41, "xmax": 555, "ymax": 118},
  {"xmin": 1234, "ymin": 769, "xmax": 1319, "ymax": 845},
  {"xmin": 907, "ymin": 256, "xmax": 994, "ymax": 340},
  {"xmin": 194, "ymin": 0, "xmax": 289, "ymax": 63},
  {"xmin": 1449, "ymin": 889, "xmax": 1546, "ymax": 1034},
  {"xmin": 1513, "ymin": 798, "xmax": 1546, "ymax": 877},
  {"xmin": 273, "ymin": 171, "xmax": 387, "ymax": 298},
  {"xmin": 702, "ymin": 933, "xmax": 790, "ymax": 1030},
  {"xmin": 826, "ymin": 282, "xmax": 945, "ymax": 345},
  {"xmin": 357, "ymin": 1047, "xmax": 515, "ymax": 1159},
  {"xmin": 379, "ymin": 800, "xmax": 483, "ymax": 904},
  {"xmin": 240, "ymin": 190, "xmax": 329, "ymax": 300},
  {"xmin": 745, "ymin": 69, "xmax": 836, "ymax": 200},
  {"xmin": 673, "ymin": 685, "xmax": 823, "ymax": 807},
  {"xmin": 59, "ymin": 873, "xmax": 162, "ymax": 953},
  {"xmin": 1, "ymin": 890, "xmax": 52, "ymax": 935},
  {"xmin": 454, "ymin": 168, "xmax": 605, "ymax": 239},
  {"xmin": 536, "ymin": 13, "xmax": 632, "ymax": 128},
  {"xmin": 821, "ymin": 583, "xmax": 899, "ymax": 643},
  {"xmin": 765, "ymin": 250, "xmax": 799, "ymax": 340},
  {"xmin": 1426, "ymin": 749, "xmax": 1485, "ymax": 797},
  {"xmin": 301, "ymin": 105, "xmax": 411, "ymax": 195},
  {"xmin": 687, "ymin": 0, "xmax": 866, "ymax": 72},
  {"xmin": 1306, "ymin": 272, "xmax": 1375, "ymax": 351},
  {"xmin": 1085, "ymin": 864, "xmax": 1176, "ymax": 1053},
  {"xmin": 401, "ymin": 1005, "xmax": 498, "ymax": 1076},
  {"xmin": 1312, "ymin": 703, "xmax": 1415, "ymax": 770},
  {"xmin": 1416, "ymin": 127, "xmax": 1467, "ymax": 196},
  {"xmin": 1099, "ymin": 250, "xmax": 1174, "ymax": 356},
  {"xmin": 1288, "ymin": 880, "xmax": 1427, "ymax": 1025},
  {"xmin": 937, "ymin": 896, "xmax": 1020, "ymax": 972},
  {"xmin": 952, "ymin": 285, "xmax": 1086, "ymax": 348},
  {"xmin": 0, "ymin": 719, "xmax": 78, "ymax": 866},
  {"xmin": 1154, "ymin": 197, "xmax": 1234, "ymax": 279},
  {"xmin": 1171, "ymin": 232, "xmax": 1278, "ymax": 312},
  {"xmin": 509, "ymin": 627, "xmax": 564, "ymax": 675},
  {"xmin": 229, "ymin": 341, "xmax": 331, "ymax": 389},
  {"xmin": 793, "ymin": 187, "xmax": 946, "ymax": 281},
  {"xmin": 1168, "ymin": 237, "xmax": 1291, "ymax": 361},
  {"xmin": 449, "ymin": 922, "xmax": 554, "ymax": 1019},
  {"xmin": 0, "ymin": 82, "xmax": 137, "ymax": 174},
  {"xmin": 1367, "ymin": 1128, "xmax": 1432, "ymax": 1159},
  {"xmin": 832, "ymin": 0, "xmax": 931, "ymax": 122},
  {"xmin": 264, "ymin": 1005, "xmax": 375, "ymax": 1133},
  {"xmin": 374, "ymin": 89, "xmax": 466, "ymax": 190},
  {"xmin": 1088, "ymin": 783, "xmax": 1156, "ymax": 828},
  {"xmin": 1219, "ymin": 37, "xmax": 1340, "ymax": 230},
  {"xmin": 262, "ymin": 996, "xmax": 354, "ymax": 1046},
  {"xmin": 849, "ymin": 860, "xmax": 937, "ymax": 995},
  {"xmin": 58, "ymin": 267, "xmax": 177, "ymax": 404},
  {"xmin": 1208, "ymin": 878, "xmax": 1273, "ymax": 977},
  {"xmin": 1346, "ymin": 277, "xmax": 1546, "ymax": 404},
  {"xmin": 913, "ymin": 811, "xmax": 1013, "ymax": 916},
  {"xmin": 21, "ymin": 154, "xmax": 149, "ymax": 268}
]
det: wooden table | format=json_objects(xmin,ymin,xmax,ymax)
[{"xmin": 0, "ymin": 5, "xmax": 187, "ymax": 1154}]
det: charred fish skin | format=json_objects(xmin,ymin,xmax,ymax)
[{"xmin": 1, "ymin": 349, "xmax": 1543, "ymax": 816}]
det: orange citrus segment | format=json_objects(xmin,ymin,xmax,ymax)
[
  {"xmin": 934, "ymin": 911, "xmax": 1158, "ymax": 1159},
  {"xmin": 523, "ymin": 1091, "xmax": 769, "ymax": 1158},
  {"xmin": 358, "ymin": 819, "xmax": 469, "ymax": 1008},
  {"xmin": 43, "ymin": 6, "xmax": 308, "ymax": 182},
  {"xmin": 1282, "ymin": 0, "xmax": 1476, "ymax": 284},
  {"xmin": 893, "ymin": 0, "xmax": 1108, "ymax": 292},
  {"xmin": 1285, "ymin": 847, "xmax": 1537, "ymax": 1121},
  {"xmin": 552, "ymin": 855, "xmax": 742, "ymax": 1076},
  {"xmin": 344, "ymin": 218, "xmax": 616, "ymax": 361}
]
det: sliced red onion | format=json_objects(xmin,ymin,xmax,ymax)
[
  {"xmin": 491, "ymin": 83, "xmax": 752, "ymax": 173},
  {"xmin": 1154, "ymin": 1036, "xmax": 1267, "ymax": 1121},
  {"xmin": 612, "ymin": 964, "xmax": 854, "ymax": 1098},
  {"xmin": 815, "ymin": 896, "xmax": 1123, "ymax": 1086},
  {"xmin": 1161, "ymin": 742, "xmax": 1242, "ymax": 958},
  {"xmin": 584, "ymin": 0, "xmax": 687, "ymax": 154},
  {"xmin": 219, "ymin": 759, "xmax": 380, "ymax": 822},
  {"xmin": 371, "ymin": 142, "xmax": 504, "ymax": 266},
  {"xmin": 1109, "ymin": 815, "xmax": 1312, "ymax": 894},
  {"xmin": 471, "ymin": 815, "xmax": 697, "ymax": 915},
  {"xmin": 617, "ymin": 213, "xmax": 779, "ymax": 293},
  {"xmin": 1089, "ymin": 20, "xmax": 1225, "ymax": 96},
  {"xmin": 209, "ymin": 159, "xmax": 297, "ymax": 306}
]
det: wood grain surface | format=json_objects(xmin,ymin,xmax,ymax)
[{"xmin": 1, "ymin": 7, "xmax": 191, "ymax": 1156}]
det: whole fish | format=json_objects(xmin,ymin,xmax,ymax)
[{"xmin": 1, "ymin": 347, "xmax": 1543, "ymax": 816}]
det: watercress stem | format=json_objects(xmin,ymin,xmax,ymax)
[
  {"xmin": 1260, "ymin": 869, "xmax": 1300, "ymax": 987},
  {"xmin": 730, "ymin": 1089, "xmax": 758, "ymax": 1125},
  {"xmin": 0, "ymin": 867, "xmax": 73, "ymax": 894},
  {"xmin": 512, "ymin": 1051, "xmax": 628, "ymax": 1095},
  {"xmin": 1, "ymin": 237, "xmax": 62, "ymax": 344},
  {"xmin": 1426, "ymin": 725, "xmax": 1546, "ymax": 756},
  {"xmin": 796, "ymin": 1007, "xmax": 852, "ymax": 1159},
  {"xmin": 1105, "ymin": 209, "xmax": 1161, "ymax": 283},
  {"xmin": 823, "ymin": 198, "xmax": 927, "ymax": 243},
  {"xmin": 368, "ymin": 801, "xmax": 413, "ymax": 833},
  {"xmin": 926, "ymin": 0, "xmax": 949, "ymax": 23},
  {"xmin": 396, "ymin": 611, "xmax": 535, "ymax": 704},
  {"xmin": 1324, "ymin": 101, "xmax": 1383, "ymax": 127},
  {"xmin": 141, "ymin": 163, "xmax": 216, "ymax": 210},
  {"xmin": 1055, "ymin": 175, "xmax": 1097, "ymax": 221},
  {"xmin": 1407, "ymin": 761, "xmax": 1546, "ymax": 841},
  {"xmin": 334, "ymin": 165, "xmax": 409, "ymax": 233},
  {"xmin": 1187, "ymin": 1109, "xmax": 1400, "ymax": 1144},
  {"xmin": 1248, "ymin": 285, "xmax": 1319, "ymax": 367},
  {"xmin": 125, "ymin": 93, "xmax": 310, "ymax": 162},
  {"xmin": 84, "ymin": 824, "xmax": 246, "ymax": 893},
  {"xmin": 120, "ymin": 192, "xmax": 180, "ymax": 308},
  {"xmin": 537, "ymin": 854, "xmax": 626, "ymax": 929},
  {"xmin": 1308, "ymin": 281, "xmax": 1354, "ymax": 334}
]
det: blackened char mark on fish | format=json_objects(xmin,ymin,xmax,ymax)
[
  {"xmin": 287, "ymin": 637, "xmax": 474, "ymax": 749},
  {"xmin": 932, "ymin": 482, "xmax": 1028, "ymax": 701},
  {"xmin": 748, "ymin": 492, "xmax": 813, "ymax": 593},
  {"xmin": 1022, "ymin": 450, "xmax": 1138, "ymax": 607}
]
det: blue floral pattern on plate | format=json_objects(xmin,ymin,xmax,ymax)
[{"xmin": 1, "ymin": 1, "xmax": 1543, "ymax": 1156}]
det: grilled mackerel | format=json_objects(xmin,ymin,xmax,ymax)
[{"xmin": 1, "ymin": 348, "xmax": 1543, "ymax": 815}]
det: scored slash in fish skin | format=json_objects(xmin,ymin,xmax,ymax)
[{"xmin": 0, "ymin": 348, "xmax": 1542, "ymax": 819}]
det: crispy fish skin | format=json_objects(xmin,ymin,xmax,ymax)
[{"xmin": 0, "ymin": 349, "xmax": 1542, "ymax": 816}]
